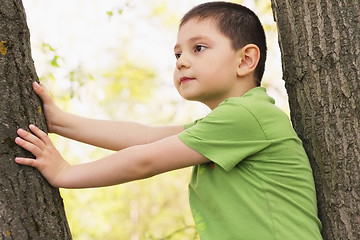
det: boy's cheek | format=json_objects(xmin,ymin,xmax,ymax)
[{"xmin": 173, "ymin": 72, "xmax": 180, "ymax": 86}]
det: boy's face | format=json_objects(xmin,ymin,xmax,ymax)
[{"xmin": 173, "ymin": 18, "xmax": 240, "ymax": 109}]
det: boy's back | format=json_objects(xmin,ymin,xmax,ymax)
[{"xmin": 179, "ymin": 87, "xmax": 322, "ymax": 239}]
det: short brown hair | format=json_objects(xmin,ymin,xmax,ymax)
[{"xmin": 180, "ymin": 1, "xmax": 267, "ymax": 85}]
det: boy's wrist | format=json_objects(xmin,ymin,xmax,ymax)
[
  {"xmin": 47, "ymin": 109, "xmax": 68, "ymax": 134},
  {"xmin": 50, "ymin": 162, "xmax": 73, "ymax": 188}
]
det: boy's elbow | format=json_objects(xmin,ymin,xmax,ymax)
[
  {"xmin": 127, "ymin": 146, "xmax": 162, "ymax": 181},
  {"xmin": 125, "ymin": 135, "xmax": 182, "ymax": 182}
]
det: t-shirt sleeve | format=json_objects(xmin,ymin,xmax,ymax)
[{"xmin": 178, "ymin": 100, "xmax": 271, "ymax": 171}]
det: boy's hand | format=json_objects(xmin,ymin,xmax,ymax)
[
  {"xmin": 32, "ymin": 82, "xmax": 62, "ymax": 133},
  {"xmin": 15, "ymin": 124, "xmax": 70, "ymax": 187}
]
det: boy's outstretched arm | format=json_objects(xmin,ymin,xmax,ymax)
[
  {"xmin": 15, "ymin": 124, "xmax": 208, "ymax": 188},
  {"xmin": 33, "ymin": 82, "xmax": 184, "ymax": 151}
]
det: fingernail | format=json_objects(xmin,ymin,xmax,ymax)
[
  {"xmin": 29, "ymin": 124, "xmax": 37, "ymax": 129},
  {"xmin": 33, "ymin": 82, "xmax": 39, "ymax": 88}
]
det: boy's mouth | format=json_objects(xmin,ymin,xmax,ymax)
[{"xmin": 180, "ymin": 77, "xmax": 194, "ymax": 84}]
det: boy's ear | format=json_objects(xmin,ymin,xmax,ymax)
[{"xmin": 236, "ymin": 44, "xmax": 260, "ymax": 77}]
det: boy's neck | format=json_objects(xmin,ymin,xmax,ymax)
[{"xmin": 206, "ymin": 78, "xmax": 258, "ymax": 110}]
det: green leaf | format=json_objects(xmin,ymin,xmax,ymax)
[{"xmin": 50, "ymin": 56, "xmax": 60, "ymax": 67}]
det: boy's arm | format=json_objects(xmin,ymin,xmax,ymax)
[
  {"xmin": 53, "ymin": 112, "xmax": 184, "ymax": 150},
  {"xmin": 33, "ymin": 82, "xmax": 184, "ymax": 150},
  {"xmin": 15, "ymin": 124, "xmax": 208, "ymax": 188}
]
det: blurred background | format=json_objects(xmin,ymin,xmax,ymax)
[{"xmin": 23, "ymin": 0, "xmax": 286, "ymax": 239}]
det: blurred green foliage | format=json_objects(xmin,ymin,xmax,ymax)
[
  {"xmin": 61, "ymin": 169, "xmax": 197, "ymax": 239},
  {"xmin": 104, "ymin": 61, "xmax": 156, "ymax": 101}
]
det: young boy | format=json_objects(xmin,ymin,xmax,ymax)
[{"xmin": 15, "ymin": 2, "xmax": 322, "ymax": 239}]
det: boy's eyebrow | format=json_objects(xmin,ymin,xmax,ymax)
[{"xmin": 174, "ymin": 35, "xmax": 212, "ymax": 51}]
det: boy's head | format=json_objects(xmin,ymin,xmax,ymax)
[{"xmin": 180, "ymin": 1, "xmax": 267, "ymax": 86}]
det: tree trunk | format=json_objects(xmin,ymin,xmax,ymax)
[
  {"xmin": 0, "ymin": 0, "xmax": 72, "ymax": 239},
  {"xmin": 270, "ymin": 1, "xmax": 360, "ymax": 239}
]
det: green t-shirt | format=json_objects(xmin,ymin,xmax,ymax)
[{"xmin": 178, "ymin": 87, "xmax": 322, "ymax": 240}]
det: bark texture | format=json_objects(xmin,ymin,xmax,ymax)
[
  {"xmin": 271, "ymin": 1, "xmax": 360, "ymax": 239},
  {"xmin": 0, "ymin": 0, "xmax": 72, "ymax": 239}
]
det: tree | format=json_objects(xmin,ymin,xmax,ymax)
[
  {"xmin": 270, "ymin": 1, "xmax": 360, "ymax": 239},
  {"xmin": 0, "ymin": 0, "xmax": 72, "ymax": 239}
]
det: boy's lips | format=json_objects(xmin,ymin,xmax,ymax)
[{"xmin": 180, "ymin": 77, "xmax": 194, "ymax": 84}]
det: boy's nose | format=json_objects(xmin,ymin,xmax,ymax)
[{"xmin": 176, "ymin": 55, "xmax": 190, "ymax": 69}]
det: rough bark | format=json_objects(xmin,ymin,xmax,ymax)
[
  {"xmin": 0, "ymin": 0, "xmax": 72, "ymax": 239},
  {"xmin": 270, "ymin": 1, "xmax": 360, "ymax": 239}
]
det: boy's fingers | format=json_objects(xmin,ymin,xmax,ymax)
[
  {"xmin": 32, "ymin": 82, "xmax": 52, "ymax": 103},
  {"xmin": 17, "ymin": 127, "xmax": 45, "ymax": 149},
  {"xmin": 15, "ymin": 157, "xmax": 38, "ymax": 168},
  {"xmin": 32, "ymin": 81, "xmax": 43, "ymax": 93},
  {"xmin": 15, "ymin": 137, "xmax": 42, "ymax": 156},
  {"xmin": 29, "ymin": 124, "xmax": 52, "ymax": 145},
  {"xmin": 32, "ymin": 81, "xmax": 43, "ymax": 95},
  {"xmin": 15, "ymin": 125, "xmax": 53, "ymax": 159}
]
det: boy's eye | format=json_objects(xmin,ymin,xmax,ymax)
[
  {"xmin": 194, "ymin": 45, "xmax": 206, "ymax": 53},
  {"xmin": 175, "ymin": 53, "xmax": 181, "ymax": 60}
]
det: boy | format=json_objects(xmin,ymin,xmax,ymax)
[{"xmin": 15, "ymin": 2, "xmax": 322, "ymax": 239}]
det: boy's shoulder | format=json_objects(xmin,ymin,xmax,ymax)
[
  {"xmin": 211, "ymin": 87, "xmax": 295, "ymax": 139},
  {"xmin": 185, "ymin": 87, "xmax": 293, "ymax": 139},
  {"xmin": 216, "ymin": 87, "xmax": 278, "ymax": 118},
  {"xmin": 223, "ymin": 87, "xmax": 274, "ymax": 106}
]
